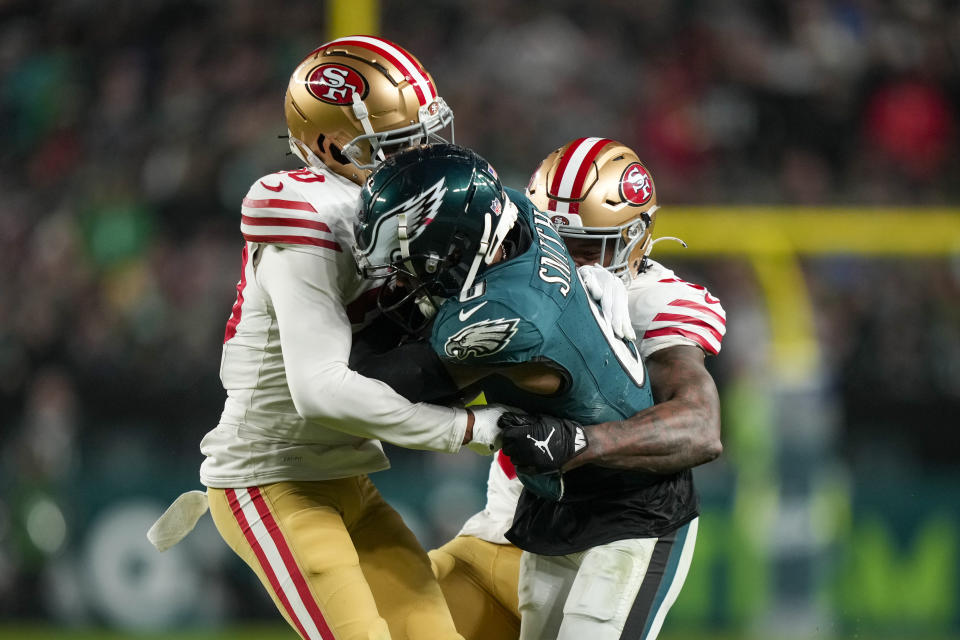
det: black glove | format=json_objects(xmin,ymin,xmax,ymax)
[{"xmin": 499, "ymin": 412, "xmax": 588, "ymax": 473}]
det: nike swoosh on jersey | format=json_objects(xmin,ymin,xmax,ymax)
[
  {"xmin": 260, "ymin": 181, "xmax": 284, "ymax": 192},
  {"xmin": 458, "ymin": 301, "xmax": 488, "ymax": 321}
]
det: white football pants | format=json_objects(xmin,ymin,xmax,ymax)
[{"xmin": 517, "ymin": 518, "xmax": 697, "ymax": 640}]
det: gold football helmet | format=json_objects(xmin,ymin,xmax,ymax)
[
  {"xmin": 527, "ymin": 137, "xmax": 660, "ymax": 278},
  {"xmin": 285, "ymin": 35, "xmax": 454, "ymax": 184}
]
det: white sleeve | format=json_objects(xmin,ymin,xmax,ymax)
[{"xmin": 258, "ymin": 244, "xmax": 468, "ymax": 453}]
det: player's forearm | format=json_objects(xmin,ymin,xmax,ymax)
[
  {"xmin": 346, "ymin": 337, "xmax": 486, "ymax": 448},
  {"xmin": 565, "ymin": 345, "xmax": 722, "ymax": 473},
  {"xmin": 564, "ymin": 397, "xmax": 721, "ymax": 473},
  {"xmin": 292, "ymin": 361, "xmax": 469, "ymax": 453}
]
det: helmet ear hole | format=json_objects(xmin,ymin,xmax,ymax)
[
  {"xmin": 316, "ymin": 134, "xmax": 350, "ymax": 166},
  {"xmin": 329, "ymin": 142, "xmax": 350, "ymax": 166}
]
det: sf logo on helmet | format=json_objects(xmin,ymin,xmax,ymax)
[
  {"xmin": 620, "ymin": 163, "xmax": 654, "ymax": 205},
  {"xmin": 306, "ymin": 63, "xmax": 369, "ymax": 105}
]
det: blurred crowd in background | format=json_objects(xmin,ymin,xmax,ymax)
[{"xmin": 1, "ymin": 0, "xmax": 959, "ymax": 634}]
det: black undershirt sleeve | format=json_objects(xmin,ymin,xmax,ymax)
[{"xmin": 349, "ymin": 315, "xmax": 460, "ymax": 404}]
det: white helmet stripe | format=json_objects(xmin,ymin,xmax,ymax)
[
  {"xmin": 551, "ymin": 137, "xmax": 610, "ymax": 201},
  {"xmin": 327, "ymin": 36, "xmax": 436, "ymax": 104}
]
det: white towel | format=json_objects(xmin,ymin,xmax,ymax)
[{"xmin": 146, "ymin": 490, "xmax": 210, "ymax": 552}]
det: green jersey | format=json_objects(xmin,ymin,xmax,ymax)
[
  {"xmin": 431, "ymin": 187, "xmax": 654, "ymax": 424},
  {"xmin": 430, "ymin": 188, "xmax": 698, "ymax": 554}
]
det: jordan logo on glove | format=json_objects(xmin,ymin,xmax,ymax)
[
  {"xmin": 500, "ymin": 413, "xmax": 589, "ymax": 474},
  {"xmin": 526, "ymin": 427, "xmax": 556, "ymax": 461}
]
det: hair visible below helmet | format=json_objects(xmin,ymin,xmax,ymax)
[
  {"xmin": 527, "ymin": 137, "xmax": 659, "ymax": 278},
  {"xmin": 353, "ymin": 144, "xmax": 518, "ymax": 329},
  {"xmin": 284, "ymin": 35, "xmax": 454, "ymax": 184}
]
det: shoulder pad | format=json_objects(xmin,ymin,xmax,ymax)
[
  {"xmin": 240, "ymin": 170, "xmax": 342, "ymax": 252},
  {"xmin": 629, "ymin": 261, "xmax": 726, "ymax": 356}
]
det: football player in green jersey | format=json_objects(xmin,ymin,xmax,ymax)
[{"xmin": 353, "ymin": 143, "xmax": 720, "ymax": 640}]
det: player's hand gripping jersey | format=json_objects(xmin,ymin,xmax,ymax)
[{"xmin": 200, "ymin": 164, "xmax": 468, "ymax": 488}]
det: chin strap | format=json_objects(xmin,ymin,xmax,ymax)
[
  {"xmin": 397, "ymin": 210, "xmax": 444, "ymax": 318},
  {"xmin": 460, "ymin": 213, "xmax": 492, "ymax": 302},
  {"xmin": 288, "ymin": 131, "xmax": 364, "ymax": 183},
  {"xmin": 459, "ymin": 195, "xmax": 520, "ymax": 302},
  {"xmin": 346, "ymin": 92, "xmax": 385, "ymax": 165},
  {"xmin": 288, "ymin": 134, "xmax": 326, "ymax": 171},
  {"xmin": 397, "ymin": 211, "xmax": 415, "ymax": 276}
]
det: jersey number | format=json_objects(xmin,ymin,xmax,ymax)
[{"xmin": 282, "ymin": 168, "xmax": 326, "ymax": 183}]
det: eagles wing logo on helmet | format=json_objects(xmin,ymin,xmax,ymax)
[
  {"xmin": 385, "ymin": 176, "xmax": 448, "ymax": 242},
  {"xmin": 361, "ymin": 177, "xmax": 448, "ymax": 266},
  {"xmin": 444, "ymin": 318, "xmax": 520, "ymax": 360}
]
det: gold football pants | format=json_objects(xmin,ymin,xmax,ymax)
[
  {"xmin": 208, "ymin": 477, "xmax": 463, "ymax": 640},
  {"xmin": 429, "ymin": 535, "xmax": 522, "ymax": 640}
]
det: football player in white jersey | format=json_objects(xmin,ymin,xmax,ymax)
[
  {"xmin": 427, "ymin": 138, "xmax": 725, "ymax": 640},
  {"xmin": 185, "ymin": 37, "xmax": 505, "ymax": 640}
]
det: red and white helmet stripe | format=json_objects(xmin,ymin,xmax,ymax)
[
  {"xmin": 324, "ymin": 35, "xmax": 437, "ymax": 105},
  {"xmin": 547, "ymin": 137, "xmax": 614, "ymax": 214}
]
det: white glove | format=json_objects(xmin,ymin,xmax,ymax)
[
  {"xmin": 466, "ymin": 404, "xmax": 508, "ymax": 455},
  {"xmin": 578, "ymin": 264, "xmax": 637, "ymax": 341}
]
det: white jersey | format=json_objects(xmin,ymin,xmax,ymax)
[
  {"xmin": 200, "ymin": 165, "xmax": 468, "ymax": 488},
  {"xmin": 459, "ymin": 258, "xmax": 726, "ymax": 543}
]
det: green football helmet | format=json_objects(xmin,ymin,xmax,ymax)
[{"xmin": 353, "ymin": 144, "xmax": 518, "ymax": 326}]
